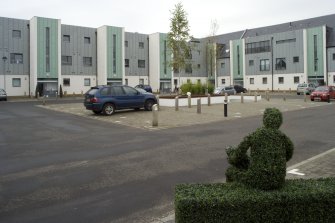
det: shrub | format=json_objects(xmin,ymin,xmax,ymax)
[
  {"xmin": 175, "ymin": 178, "xmax": 335, "ymax": 223},
  {"xmin": 179, "ymin": 81, "xmax": 214, "ymax": 95}
]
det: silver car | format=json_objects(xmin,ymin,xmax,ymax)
[
  {"xmin": 296, "ymin": 83, "xmax": 316, "ymax": 95},
  {"xmin": 0, "ymin": 89, "xmax": 7, "ymax": 101},
  {"xmin": 214, "ymin": 86, "xmax": 236, "ymax": 95}
]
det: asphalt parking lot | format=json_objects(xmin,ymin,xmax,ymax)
[{"xmin": 39, "ymin": 97, "xmax": 328, "ymax": 130}]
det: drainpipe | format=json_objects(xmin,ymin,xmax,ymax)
[{"xmin": 271, "ymin": 36, "xmax": 274, "ymax": 92}]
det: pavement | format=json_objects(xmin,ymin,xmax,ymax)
[{"xmin": 33, "ymin": 96, "xmax": 335, "ymax": 223}]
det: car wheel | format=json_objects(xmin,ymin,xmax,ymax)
[
  {"xmin": 103, "ymin": 103, "xmax": 115, "ymax": 115},
  {"xmin": 297, "ymin": 92, "xmax": 300, "ymax": 95},
  {"xmin": 311, "ymin": 98, "xmax": 314, "ymax": 101},
  {"xmin": 144, "ymin": 99, "xmax": 155, "ymax": 111},
  {"xmin": 93, "ymin": 110, "xmax": 101, "ymax": 115}
]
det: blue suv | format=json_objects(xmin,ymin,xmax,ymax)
[{"xmin": 84, "ymin": 85, "xmax": 157, "ymax": 115}]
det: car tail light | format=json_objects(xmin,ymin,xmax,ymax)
[{"xmin": 90, "ymin": 97, "xmax": 99, "ymax": 103}]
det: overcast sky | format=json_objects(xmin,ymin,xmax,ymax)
[{"xmin": 1, "ymin": 0, "xmax": 334, "ymax": 38}]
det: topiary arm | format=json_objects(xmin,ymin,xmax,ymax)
[
  {"xmin": 226, "ymin": 134, "xmax": 252, "ymax": 169},
  {"xmin": 282, "ymin": 134, "xmax": 294, "ymax": 161}
]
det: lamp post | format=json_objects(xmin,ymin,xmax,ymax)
[{"xmin": 2, "ymin": 56, "xmax": 7, "ymax": 90}]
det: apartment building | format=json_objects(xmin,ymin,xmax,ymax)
[{"xmin": 1, "ymin": 14, "xmax": 335, "ymax": 96}]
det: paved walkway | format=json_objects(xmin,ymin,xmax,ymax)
[{"xmin": 39, "ymin": 98, "xmax": 327, "ymax": 131}]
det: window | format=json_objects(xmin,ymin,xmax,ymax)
[
  {"xmin": 12, "ymin": 30, "xmax": 21, "ymax": 38},
  {"xmin": 139, "ymin": 78, "xmax": 144, "ymax": 85},
  {"xmin": 63, "ymin": 78, "xmax": 70, "ymax": 86},
  {"xmin": 249, "ymin": 60, "xmax": 254, "ymax": 66},
  {"xmin": 46, "ymin": 27, "xmax": 50, "ymax": 72},
  {"xmin": 314, "ymin": 35, "xmax": 318, "ymax": 72},
  {"xmin": 113, "ymin": 35, "xmax": 116, "ymax": 74},
  {"xmin": 237, "ymin": 46, "xmax": 240, "ymax": 75},
  {"xmin": 84, "ymin": 37, "xmax": 91, "ymax": 44},
  {"xmin": 10, "ymin": 53, "xmax": 23, "ymax": 64},
  {"xmin": 185, "ymin": 64, "xmax": 192, "ymax": 73},
  {"xmin": 221, "ymin": 63, "xmax": 225, "ymax": 68},
  {"xmin": 125, "ymin": 41, "xmax": 128, "ymax": 47},
  {"xmin": 221, "ymin": 79, "xmax": 226, "ymax": 85},
  {"xmin": 62, "ymin": 56, "xmax": 72, "ymax": 65},
  {"xmin": 125, "ymin": 59, "xmax": 129, "ymax": 68},
  {"xmin": 276, "ymin": 58, "xmax": 286, "ymax": 70},
  {"xmin": 63, "ymin": 35, "xmax": 70, "ymax": 42},
  {"xmin": 262, "ymin": 77, "xmax": 267, "ymax": 84},
  {"xmin": 276, "ymin": 38, "xmax": 296, "ymax": 44},
  {"xmin": 293, "ymin": 56, "xmax": 299, "ymax": 63},
  {"xmin": 294, "ymin": 76, "xmax": 300, "ymax": 84},
  {"xmin": 278, "ymin": 77, "xmax": 284, "ymax": 84},
  {"xmin": 125, "ymin": 79, "xmax": 128, "ymax": 86},
  {"xmin": 12, "ymin": 78, "xmax": 21, "ymax": 87},
  {"xmin": 197, "ymin": 64, "xmax": 201, "ymax": 69},
  {"xmin": 138, "ymin": 60, "xmax": 145, "ymax": 68},
  {"xmin": 260, "ymin": 59, "xmax": 270, "ymax": 71},
  {"xmin": 84, "ymin": 78, "xmax": 91, "ymax": 86},
  {"xmin": 83, "ymin": 57, "xmax": 92, "ymax": 66},
  {"xmin": 186, "ymin": 49, "xmax": 192, "ymax": 59},
  {"xmin": 250, "ymin": 78, "xmax": 254, "ymax": 84},
  {"xmin": 245, "ymin": 40, "xmax": 270, "ymax": 54},
  {"xmin": 123, "ymin": 86, "xmax": 139, "ymax": 96},
  {"xmin": 139, "ymin": 42, "xmax": 144, "ymax": 49}
]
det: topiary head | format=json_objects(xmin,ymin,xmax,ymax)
[{"xmin": 263, "ymin": 108, "xmax": 282, "ymax": 129}]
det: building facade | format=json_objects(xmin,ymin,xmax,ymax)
[{"xmin": 1, "ymin": 14, "xmax": 335, "ymax": 96}]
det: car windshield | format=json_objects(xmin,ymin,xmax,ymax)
[
  {"xmin": 86, "ymin": 88, "xmax": 99, "ymax": 95},
  {"xmin": 136, "ymin": 88, "xmax": 147, "ymax": 93},
  {"xmin": 314, "ymin": 86, "xmax": 328, "ymax": 92},
  {"xmin": 298, "ymin": 84, "xmax": 307, "ymax": 87}
]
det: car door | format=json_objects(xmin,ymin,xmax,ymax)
[
  {"xmin": 122, "ymin": 86, "xmax": 144, "ymax": 108},
  {"xmin": 111, "ymin": 86, "xmax": 127, "ymax": 109}
]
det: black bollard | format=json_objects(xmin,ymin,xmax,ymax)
[{"xmin": 224, "ymin": 99, "xmax": 228, "ymax": 117}]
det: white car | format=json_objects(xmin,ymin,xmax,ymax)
[
  {"xmin": 214, "ymin": 86, "xmax": 236, "ymax": 95},
  {"xmin": 0, "ymin": 88, "xmax": 7, "ymax": 101},
  {"xmin": 296, "ymin": 83, "xmax": 316, "ymax": 95}
]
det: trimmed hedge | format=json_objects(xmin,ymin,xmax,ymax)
[{"xmin": 175, "ymin": 178, "xmax": 335, "ymax": 223}]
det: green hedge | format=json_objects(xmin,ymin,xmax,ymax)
[
  {"xmin": 175, "ymin": 178, "xmax": 335, "ymax": 223},
  {"xmin": 180, "ymin": 82, "xmax": 214, "ymax": 95}
]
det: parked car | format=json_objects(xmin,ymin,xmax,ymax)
[
  {"xmin": 84, "ymin": 85, "xmax": 157, "ymax": 115},
  {"xmin": 0, "ymin": 88, "xmax": 7, "ymax": 101},
  {"xmin": 310, "ymin": 86, "xmax": 335, "ymax": 102},
  {"xmin": 296, "ymin": 83, "xmax": 316, "ymax": 95},
  {"xmin": 234, "ymin": 85, "xmax": 247, "ymax": 93},
  {"xmin": 214, "ymin": 86, "xmax": 236, "ymax": 95},
  {"xmin": 135, "ymin": 84, "xmax": 152, "ymax": 93}
]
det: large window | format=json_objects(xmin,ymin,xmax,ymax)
[
  {"xmin": 260, "ymin": 59, "xmax": 270, "ymax": 71},
  {"xmin": 46, "ymin": 27, "xmax": 50, "ymax": 72},
  {"xmin": 276, "ymin": 38, "xmax": 296, "ymax": 44},
  {"xmin": 276, "ymin": 58, "xmax": 286, "ymax": 70},
  {"xmin": 83, "ymin": 57, "xmax": 92, "ymax": 66},
  {"xmin": 12, "ymin": 78, "xmax": 21, "ymax": 87},
  {"xmin": 293, "ymin": 56, "xmax": 299, "ymax": 63},
  {"xmin": 63, "ymin": 35, "xmax": 70, "ymax": 42},
  {"xmin": 245, "ymin": 40, "xmax": 270, "ymax": 54},
  {"xmin": 62, "ymin": 56, "xmax": 72, "ymax": 65},
  {"xmin": 84, "ymin": 78, "xmax": 91, "ymax": 86},
  {"xmin": 84, "ymin": 37, "xmax": 91, "ymax": 44},
  {"xmin": 113, "ymin": 35, "xmax": 116, "ymax": 74},
  {"xmin": 185, "ymin": 64, "xmax": 192, "ymax": 73},
  {"xmin": 12, "ymin": 30, "xmax": 21, "ymax": 38},
  {"xmin": 10, "ymin": 53, "xmax": 23, "ymax": 64},
  {"xmin": 138, "ymin": 60, "xmax": 145, "ymax": 68},
  {"xmin": 262, "ymin": 77, "xmax": 267, "ymax": 84},
  {"xmin": 125, "ymin": 59, "xmax": 129, "ymax": 68},
  {"xmin": 278, "ymin": 77, "xmax": 284, "ymax": 84},
  {"xmin": 63, "ymin": 78, "xmax": 70, "ymax": 86}
]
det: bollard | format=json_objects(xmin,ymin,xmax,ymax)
[
  {"xmin": 175, "ymin": 96, "xmax": 179, "ymax": 111},
  {"xmin": 42, "ymin": 95, "xmax": 46, "ymax": 106},
  {"xmin": 304, "ymin": 91, "xmax": 307, "ymax": 102},
  {"xmin": 283, "ymin": 91, "xmax": 286, "ymax": 101},
  {"xmin": 254, "ymin": 92, "xmax": 257, "ymax": 102},
  {"xmin": 197, "ymin": 98, "xmax": 201, "ymax": 114},
  {"xmin": 187, "ymin": 92, "xmax": 191, "ymax": 108},
  {"xmin": 152, "ymin": 104, "xmax": 158, "ymax": 127},
  {"xmin": 265, "ymin": 91, "xmax": 269, "ymax": 101},
  {"xmin": 156, "ymin": 95, "xmax": 160, "ymax": 111},
  {"xmin": 241, "ymin": 92, "xmax": 244, "ymax": 103},
  {"xmin": 37, "ymin": 92, "xmax": 40, "ymax": 99},
  {"xmin": 207, "ymin": 94, "xmax": 211, "ymax": 106},
  {"xmin": 81, "ymin": 90, "xmax": 83, "ymax": 95},
  {"xmin": 224, "ymin": 99, "xmax": 228, "ymax": 117},
  {"xmin": 56, "ymin": 91, "xmax": 58, "ymax": 100},
  {"xmin": 225, "ymin": 93, "xmax": 228, "ymax": 102}
]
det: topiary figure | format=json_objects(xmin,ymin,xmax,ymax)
[{"xmin": 225, "ymin": 108, "xmax": 294, "ymax": 190}]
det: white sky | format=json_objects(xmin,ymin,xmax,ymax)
[{"xmin": 1, "ymin": 0, "xmax": 334, "ymax": 38}]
